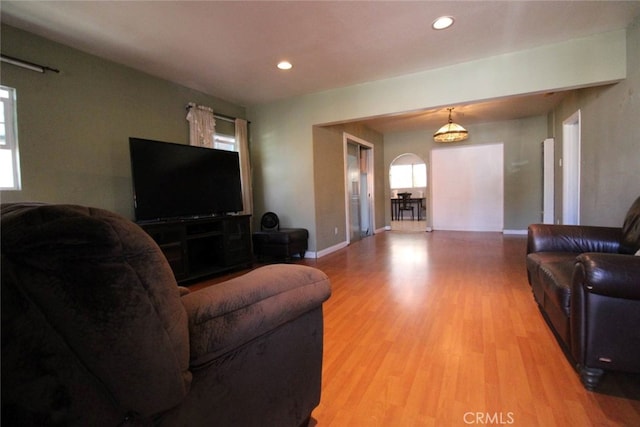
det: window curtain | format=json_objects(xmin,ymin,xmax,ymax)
[
  {"xmin": 186, "ymin": 102, "xmax": 216, "ymax": 148},
  {"xmin": 236, "ymin": 118, "xmax": 253, "ymax": 216}
]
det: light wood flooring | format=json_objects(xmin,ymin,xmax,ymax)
[{"xmin": 195, "ymin": 230, "xmax": 640, "ymax": 426}]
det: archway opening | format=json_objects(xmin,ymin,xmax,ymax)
[{"xmin": 389, "ymin": 153, "xmax": 427, "ymax": 231}]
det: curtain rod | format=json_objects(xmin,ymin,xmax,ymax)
[
  {"xmin": 214, "ymin": 113, "xmax": 237, "ymax": 124},
  {"xmin": 185, "ymin": 104, "xmax": 249, "ymax": 124},
  {"xmin": 1, "ymin": 54, "xmax": 60, "ymax": 73}
]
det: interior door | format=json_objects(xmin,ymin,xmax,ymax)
[
  {"xmin": 347, "ymin": 143, "xmax": 362, "ymax": 242},
  {"xmin": 359, "ymin": 151, "xmax": 371, "ymax": 237},
  {"xmin": 562, "ymin": 110, "xmax": 581, "ymax": 225},
  {"xmin": 345, "ymin": 137, "xmax": 374, "ymax": 243},
  {"xmin": 543, "ymin": 138, "xmax": 555, "ymax": 224}
]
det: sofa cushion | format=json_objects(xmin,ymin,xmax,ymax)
[
  {"xmin": 526, "ymin": 252, "xmax": 578, "ymax": 280},
  {"xmin": 620, "ymin": 196, "xmax": 640, "ymax": 254},
  {"xmin": 538, "ymin": 260, "xmax": 576, "ymax": 316}
]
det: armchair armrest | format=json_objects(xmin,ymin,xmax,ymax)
[
  {"xmin": 574, "ymin": 253, "xmax": 640, "ymax": 300},
  {"xmin": 527, "ymin": 224, "xmax": 621, "ymax": 254},
  {"xmin": 181, "ymin": 264, "xmax": 331, "ymax": 367}
]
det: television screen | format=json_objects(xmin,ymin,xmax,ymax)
[{"xmin": 129, "ymin": 138, "xmax": 243, "ymax": 222}]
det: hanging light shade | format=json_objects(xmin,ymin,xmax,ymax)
[{"xmin": 433, "ymin": 108, "xmax": 468, "ymax": 143}]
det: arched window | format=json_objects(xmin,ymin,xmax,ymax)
[{"xmin": 390, "ymin": 153, "xmax": 426, "ymax": 189}]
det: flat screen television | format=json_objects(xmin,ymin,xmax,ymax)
[{"xmin": 129, "ymin": 137, "xmax": 243, "ymax": 222}]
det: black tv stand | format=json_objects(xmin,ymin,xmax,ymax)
[{"xmin": 139, "ymin": 215, "xmax": 252, "ymax": 284}]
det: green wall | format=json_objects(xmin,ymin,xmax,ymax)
[
  {"xmin": 248, "ymin": 99, "xmax": 314, "ymax": 235},
  {"xmin": 549, "ymin": 17, "xmax": 640, "ymax": 226},
  {"xmin": 313, "ymin": 122, "xmax": 384, "ymax": 252},
  {"xmin": 384, "ymin": 116, "xmax": 547, "ymax": 231},
  {"xmin": 0, "ymin": 25, "xmax": 246, "ymax": 219},
  {"xmin": 249, "ymin": 28, "xmax": 630, "ymax": 252}
]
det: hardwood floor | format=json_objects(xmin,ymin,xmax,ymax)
[{"xmin": 195, "ymin": 230, "xmax": 640, "ymax": 426}]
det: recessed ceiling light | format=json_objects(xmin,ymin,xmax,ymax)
[
  {"xmin": 277, "ymin": 61, "xmax": 293, "ymax": 70},
  {"xmin": 432, "ymin": 16, "xmax": 454, "ymax": 30}
]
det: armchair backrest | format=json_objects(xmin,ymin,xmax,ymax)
[
  {"xmin": 620, "ymin": 196, "xmax": 640, "ymax": 254},
  {"xmin": 1, "ymin": 203, "xmax": 191, "ymax": 423}
]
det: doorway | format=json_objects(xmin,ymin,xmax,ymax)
[
  {"xmin": 543, "ymin": 138, "xmax": 555, "ymax": 224},
  {"xmin": 562, "ymin": 110, "xmax": 581, "ymax": 225},
  {"xmin": 389, "ymin": 153, "xmax": 428, "ymax": 232},
  {"xmin": 344, "ymin": 133, "xmax": 374, "ymax": 244}
]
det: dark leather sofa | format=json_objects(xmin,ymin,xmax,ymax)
[
  {"xmin": 526, "ymin": 196, "xmax": 640, "ymax": 390},
  {"xmin": 1, "ymin": 203, "xmax": 331, "ymax": 426}
]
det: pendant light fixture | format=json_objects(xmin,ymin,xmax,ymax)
[{"xmin": 433, "ymin": 108, "xmax": 468, "ymax": 143}]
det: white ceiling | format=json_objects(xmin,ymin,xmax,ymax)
[{"xmin": 2, "ymin": 1, "xmax": 639, "ymax": 133}]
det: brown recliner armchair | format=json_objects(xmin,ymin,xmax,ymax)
[
  {"xmin": 1, "ymin": 203, "xmax": 331, "ymax": 426},
  {"xmin": 526, "ymin": 196, "xmax": 640, "ymax": 390}
]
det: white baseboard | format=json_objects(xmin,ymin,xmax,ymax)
[
  {"xmin": 315, "ymin": 241, "xmax": 349, "ymax": 258},
  {"xmin": 309, "ymin": 229, "xmax": 524, "ymax": 258},
  {"xmin": 503, "ymin": 229, "xmax": 527, "ymax": 235}
]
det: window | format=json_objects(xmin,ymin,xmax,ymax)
[
  {"xmin": 390, "ymin": 163, "xmax": 426, "ymax": 189},
  {"xmin": 214, "ymin": 133, "xmax": 236, "ymax": 152},
  {"xmin": 0, "ymin": 86, "xmax": 21, "ymax": 190}
]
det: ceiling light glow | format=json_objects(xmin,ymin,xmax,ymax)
[
  {"xmin": 433, "ymin": 108, "xmax": 468, "ymax": 143},
  {"xmin": 277, "ymin": 61, "xmax": 293, "ymax": 70},
  {"xmin": 432, "ymin": 16, "xmax": 454, "ymax": 30}
]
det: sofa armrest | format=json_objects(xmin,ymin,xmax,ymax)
[
  {"xmin": 181, "ymin": 264, "xmax": 331, "ymax": 367},
  {"xmin": 527, "ymin": 224, "xmax": 621, "ymax": 254},
  {"xmin": 573, "ymin": 253, "xmax": 640, "ymax": 300}
]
